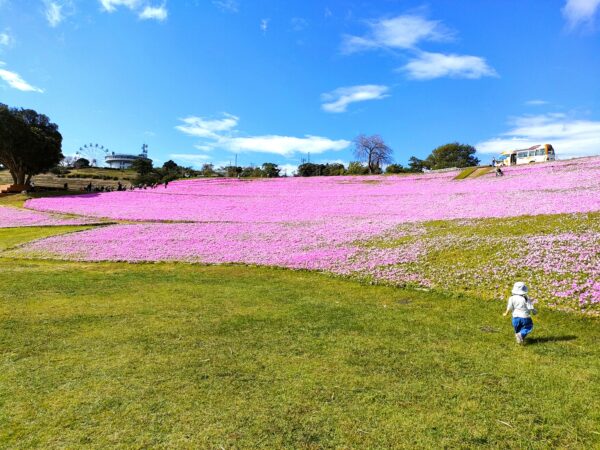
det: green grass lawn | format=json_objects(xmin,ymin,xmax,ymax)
[
  {"xmin": 1, "ymin": 225, "xmax": 599, "ymax": 448},
  {"xmin": 454, "ymin": 167, "xmax": 479, "ymax": 180},
  {"xmin": 67, "ymin": 168, "xmax": 136, "ymax": 179}
]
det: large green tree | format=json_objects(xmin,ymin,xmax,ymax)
[
  {"xmin": 425, "ymin": 143, "xmax": 479, "ymax": 170},
  {"xmin": 162, "ymin": 160, "xmax": 179, "ymax": 171},
  {"xmin": 0, "ymin": 104, "xmax": 63, "ymax": 186},
  {"xmin": 131, "ymin": 157, "xmax": 154, "ymax": 175},
  {"xmin": 385, "ymin": 163, "xmax": 406, "ymax": 174},
  {"xmin": 261, "ymin": 162, "xmax": 280, "ymax": 178},
  {"xmin": 407, "ymin": 156, "xmax": 427, "ymax": 173}
]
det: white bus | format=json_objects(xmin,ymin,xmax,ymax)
[{"xmin": 496, "ymin": 144, "xmax": 556, "ymax": 166}]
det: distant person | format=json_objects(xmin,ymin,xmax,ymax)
[
  {"xmin": 63, "ymin": 182, "xmax": 68, "ymax": 191},
  {"xmin": 503, "ymin": 282, "xmax": 537, "ymax": 344},
  {"xmin": 492, "ymin": 157, "xmax": 497, "ymax": 167},
  {"xmin": 495, "ymin": 166, "xmax": 504, "ymax": 177},
  {"xmin": 164, "ymin": 180, "xmax": 169, "ymax": 189}
]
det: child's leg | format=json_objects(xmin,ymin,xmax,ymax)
[
  {"xmin": 512, "ymin": 317, "xmax": 523, "ymax": 334},
  {"xmin": 520, "ymin": 319, "xmax": 534, "ymax": 338}
]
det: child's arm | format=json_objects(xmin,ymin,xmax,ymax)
[{"xmin": 503, "ymin": 298, "xmax": 513, "ymax": 317}]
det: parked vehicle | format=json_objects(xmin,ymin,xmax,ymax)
[{"xmin": 496, "ymin": 144, "xmax": 556, "ymax": 166}]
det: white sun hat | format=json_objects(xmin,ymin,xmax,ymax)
[{"xmin": 512, "ymin": 282, "xmax": 529, "ymax": 296}]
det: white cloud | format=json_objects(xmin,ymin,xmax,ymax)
[
  {"xmin": 526, "ymin": 99, "xmax": 549, "ymax": 106},
  {"xmin": 290, "ymin": 17, "xmax": 308, "ymax": 32},
  {"xmin": 139, "ymin": 4, "xmax": 167, "ymax": 21},
  {"xmin": 563, "ymin": 0, "xmax": 600, "ymax": 28},
  {"xmin": 342, "ymin": 14, "xmax": 452, "ymax": 54},
  {"xmin": 477, "ymin": 113, "xmax": 600, "ymax": 158},
  {"xmin": 0, "ymin": 31, "xmax": 13, "ymax": 47},
  {"xmin": 0, "ymin": 62, "xmax": 44, "ymax": 92},
  {"xmin": 169, "ymin": 153, "xmax": 211, "ymax": 163},
  {"xmin": 321, "ymin": 84, "xmax": 389, "ymax": 113},
  {"xmin": 99, "ymin": 0, "xmax": 167, "ymax": 20},
  {"xmin": 99, "ymin": 0, "xmax": 140, "ymax": 12},
  {"xmin": 220, "ymin": 135, "xmax": 350, "ymax": 157},
  {"xmin": 176, "ymin": 114, "xmax": 239, "ymax": 139},
  {"xmin": 213, "ymin": 0, "xmax": 238, "ymax": 13},
  {"xmin": 42, "ymin": 1, "xmax": 75, "ymax": 27},
  {"xmin": 260, "ymin": 18, "xmax": 269, "ymax": 32},
  {"xmin": 44, "ymin": 1, "xmax": 64, "ymax": 27},
  {"xmin": 402, "ymin": 51, "xmax": 497, "ymax": 80},
  {"xmin": 316, "ymin": 158, "xmax": 347, "ymax": 165},
  {"xmin": 278, "ymin": 163, "xmax": 298, "ymax": 176},
  {"xmin": 176, "ymin": 113, "xmax": 350, "ymax": 157}
]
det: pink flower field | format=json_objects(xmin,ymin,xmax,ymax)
[
  {"xmin": 24, "ymin": 157, "xmax": 600, "ymax": 223},
  {"xmin": 0, "ymin": 205, "xmax": 100, "ymax": 228},
  {"xmin": 11, "ymin": 156, "xmax": 600, "ymax": 311}
]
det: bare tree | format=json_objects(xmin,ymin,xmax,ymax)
[
  {"xmin": 353, "ymin": 134, "xmax": 393, "ymax": 174},
  {"xmin": 60, "ymin": 156, "xmax": 77, "ymax": 167}
]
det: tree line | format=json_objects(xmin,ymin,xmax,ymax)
[
  {"xmin": 1, "ymin": 104, "xmax": 481, "ymax": 188},
  {"xmin": 296, "ymin": 135, "xmax": 479, "ymax": 177}
]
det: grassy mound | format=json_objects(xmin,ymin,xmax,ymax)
[
  {"xmin": 0, "ymin": 167, "xmax": 135, "ymax": 191},
  {"xmin": 472, "ymin": 166, "xmax": 493, "ymax": 178},
  {"xmin": 453, "ymin": 167, "xmax": 479, "ymax": 180},
  {"xmin": 454, "ymin": 166, "xmax": 493, "ymax": 179}
]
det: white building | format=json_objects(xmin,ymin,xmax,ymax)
[{"xmin": 105, "ymin": 144, "xmax": 150, "ymax": 169}]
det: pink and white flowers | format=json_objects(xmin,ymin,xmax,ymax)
[
  {"xmin": 0, "ymin": 206, "xmax": 99, "ymax": 228},
  {"xmin": 9, "ymin": 156, "xmax": 600, "ymax": 312}
]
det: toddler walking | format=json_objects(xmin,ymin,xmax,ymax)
[{"xmin": 503, "ymin": 282, "xmax": 537, "ymax": 344}]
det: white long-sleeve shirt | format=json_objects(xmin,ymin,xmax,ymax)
[{"xmin": 506, "ymin": 295, "xmax": 534, "ymax": 318}]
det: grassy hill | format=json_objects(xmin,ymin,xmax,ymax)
[
  {"xmin": 0, "ymin": 225, "xmax": 599, "ymax": 448},
  {"xmin": 0, "ymin": 168, "xmax": 136, "ymax": 191},
  {"xmin": 454, "ymin": 166, "xmax": 493, "ymax": 180}
]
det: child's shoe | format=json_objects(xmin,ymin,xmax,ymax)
[{"xmin": 515, "ymin": 333, "xmax": 523, "ymax": 344}]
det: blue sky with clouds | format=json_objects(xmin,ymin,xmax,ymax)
[{"xmin": 1, "ymin": 0, "xmax": 599, "ymax": 172}]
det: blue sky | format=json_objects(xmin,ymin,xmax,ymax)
[{"xmin": 1, "ymin": 0, "xmax": 599, "ymax": 172}]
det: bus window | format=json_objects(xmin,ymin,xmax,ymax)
[
  {"xmin": 518, "ymin": 152, "xmax": 527, "ymax": 158},
  {"xmin": 529, "ymin": 151, "xmax": 536, "ymax": 157},
  {"xmin": 536, "ymin": 149, "xmax": 544, "ymax": 156},
  {"xmin": 547, "ymin": 146, "xmax": 555, "ymax": 155}
]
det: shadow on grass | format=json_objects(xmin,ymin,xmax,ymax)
[{"xmin": 526, "ymin": 335, "xmax": 577, "ymax": 344}]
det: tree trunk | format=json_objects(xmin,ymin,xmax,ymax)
[{"xmin": 10, "ymin": 170, "xmax": 27, "ymax": 186}]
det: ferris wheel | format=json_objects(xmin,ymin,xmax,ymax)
[{"xmin": 75, "ymin": 143, "xmax": 110, "ymax": 167}]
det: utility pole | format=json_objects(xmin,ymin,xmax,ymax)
[{"xmin": 234, "ymin": 154, "xmax": 238, "ymax": 167}]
